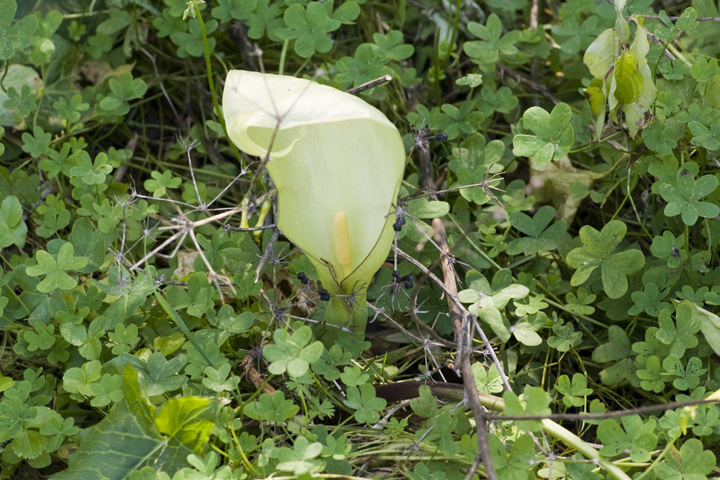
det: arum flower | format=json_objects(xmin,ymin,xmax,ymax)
[{"xmin": 223, "ymin": 70, "xmax": 405, "ymax": 342}]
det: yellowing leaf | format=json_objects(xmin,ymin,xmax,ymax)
[
  {"xmin": 614, "ymin": 51, "xmax": 644, "ymax": 105},
  {"xmin": 584, "ymin": 78, "xmax": 606, "ymax": 115}
]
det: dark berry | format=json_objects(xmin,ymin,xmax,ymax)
[
  {"xmin": 297, "ymin": 272, "xmax": 308, "ymax": 285},
  {"xmin": 435, "ymin": 132, "xmax": 448, "ymax": 142},
  {"xmin": 393, "ymin": 216, "xmax": 406, "ymax": 232},
  {"xmin": 318, "ymin": 289, "xmax": 330, "ymax": 301},
  {"xmin": 404, "ymin": 280, "xmax": 414, "ymax": 289}
]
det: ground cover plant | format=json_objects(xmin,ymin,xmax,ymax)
[{"xmin": 2, "ymin": 0, "xmax": 720, "ymax": 478}]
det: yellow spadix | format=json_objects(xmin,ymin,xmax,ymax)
[{"xmin": 223, "ymin": 70, "xmax": 406, "ymax": 342}]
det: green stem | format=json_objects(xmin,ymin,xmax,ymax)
[
  {"xmin": 472, "ymin": 394, "xmax": 632, "ymax": 480},
  {"xmin": 278, "ymin": 40, "xmax": 290, "ymax": 75},
  {"xmin": 317, "ymin": 289, "xmax": 368, "ymax": 346},
  {"xmin": 192, "ymin": 1, "xmax": 243, "ymax": 165}
]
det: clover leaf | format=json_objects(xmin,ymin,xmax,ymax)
[
  {"xmin": 211, "ymin": 0, "xmax": 257, "ymax": 23},
  {"xmin": 26, "ymin": 242, "xmax": 88, "ymax": 293},
  {"xmin": 628, "ymin": 283, "xmax": 672, "ymax": 317},
  {"xmin": 144, "ymin": 170, "xmax": 182, "ymax": 198},
  {"xmin": 555, "ymin": 373, "xmax": 593, "ymax": 407},
  {"xmin": 658, "ymin": 162, "xmax": 719, "ymax": 226},
  {"xmin": 503, "ymin": 386, "xmax": 551, "ymax": 432},
  {"xmin": 0, "ymin": 195, "xmax": 27, "ymax": 248},
  {"xmin": 344, "ymin": 384, "xmax": 386, "ymax": 424},
  {"xmin": 20, "ymin": 126, "xmax": 52, "ymax": 158},
  {"xmin": 68, "ymin": 151, "xmax": 113, "ymax": 186},
  {"xmin": 464, "ymin": 13, "xmax": 521, "ymax": 67},
  {"xmin": 655, "ymin": 439, "xmax": 716, "ymax": 479},
  {"xmin": 0, "ymin": 0, "xmax": 38, "ymax": 60},
  {"xmin": 263, "ymin": 325, "xmax": 324, "ymax": 378},
  {"xmin": 458, "ymin": 271, "xmax": 529, "ymax": 342},
  {"xmin": 245, "ymin": 0, "xmax": 284, "ymax": 41},
  {"xmin": 512, "ymin": 103, "xmax": 574, "ymax": 166},
  {"xmin": 650, "ymin": 231, "xmax": 687, "ymax": 268},
  {"xmin": 3, "ymin": 85, "xmax": 38, "ymax": 119},
  {"xmin": 507, "ymin": 205, "xmax": 567, "ymax": 255},
  {"xmin": 277, "ymin": 2, "xmax": 342, "ymax": 58},
  {"xmin": 565, "ymin": 220, "xmax": 645, "ymax": 299},
  {"xmin": 597, "ymin": 416, "xmax": 658, "ymax": 462},
  {"xmin": 662, "ymin": 355, "xmax": 705, "ymax": 391},
  {"xmin": 689, "ymin": 120, "xmax": 720, "ymax": 151},
  {"xmin": 276, "ymin": 436, "xmax": 323, "ymax": 476},
  {"xmin": 245, "ymin": 391, "xmax": 299, "ymax": 423}
]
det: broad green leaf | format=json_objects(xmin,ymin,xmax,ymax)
[
  {"xmin": 154, "ymin": 396, "xmax": 217, "ymax": 453},
  {"xmin": 405, "ymin": 199, "xmax": 450, "ymax": 219},
  {"xmin": 686, "ymin": 301, "xmax": 720, "ymax": 357},
  {"xmin": 0, "ymin": 195, "xmax": 27, "ymax": 248},
  {"xmin": 592, "ymin": 326, "xmax": 630, "ymax": 363},
  {"xmin": 53, "ymin": 365, "xmax": 216, "ymax": 480},
  {"xmin": 583, "ymin": 28, "xmax": 618, "ymax": 79},
  {"xmin": 613, "ymin": 51, "xmax": 644, "ymax": 105}
]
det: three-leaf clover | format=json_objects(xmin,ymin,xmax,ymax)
[
  {"xmin": 26, "ymin": 242, "xmax": 88, "ymax": 293},
  {"xmin": 555, "ymin": 373, "xmax": 593, "ymax": 407},
  {"xmin": 458, "ymin": 270, "xmax": 530, "ymax": 342},
  {"xmin": 512, "ymin": 103, "xmax": 574, "ymax": 166},
  {"xmin": 343, "ymin": 384, "xmax": 386, "ymax": 424},
  {"xmin": 275, "ymin": 436, "xmax": 323, "ymax": 475},
  {"xmin": 658, "ymin": 162, "xmax": 719, "ymax": 226},
  {"xmin": 507, "ymin": 205, "xmax": 567, "ymax": 255},
  {"xmin": 245, "ymin": 391, "xmax": 299, "ymax": 423},
  {"xmin": 565, "ymin": 220, "xmax": 645, "ymax": 299},
  {"xmin": 144, "ymin": 170, "xmax": 182, "ymax": 198},
  {"xmin": 68, "ymin": 151, "xmax": 113, "ymax": 186},
  {"xmin": 276, "ymin": 2, "xmax": 354, "ymax": 58},
  {"xmin": 464, "ymin": 13, "xmax": 521, "ymax": 67},
  {"xmin": 597, "ymin": 416, "xmax": 658, "ymax": 462},
  {"xmin": 263, "ymin": 325, "xmax": 324, "ymax": 378},
  {"xmin": 655, "ymin": 439, "xmax": 715, "ymax": 479},
  {"xmin": 650, "ymin": 231, "xmax": 687, "ymax": 268}
]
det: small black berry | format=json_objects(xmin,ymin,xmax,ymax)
[
  {"xmin": 318, "ymin": 289, "xmax": 330, "ymax": 301},
  {"xmin": 393, "ymin": 216, "xmax": 406, "ymax": 232},
  {"xmin": 297, "ymin": 272, "xmax": 309, "ymax": 285}
]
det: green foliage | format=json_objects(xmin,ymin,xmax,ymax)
[
  {"xmin": 566, "ymin": 220, "xmax": 645, "ymax": 299},
  {"xmin": 512, "ymin": 103, "xmax": 575, "ymax": 166},
  {"xmin": 3, "ymin": 0, "xmax": 720, "ymax": 478}
]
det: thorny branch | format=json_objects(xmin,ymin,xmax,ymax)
[{"xmin": 414, "ymin": 134, "xmax": 498, "ymax": 480}]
